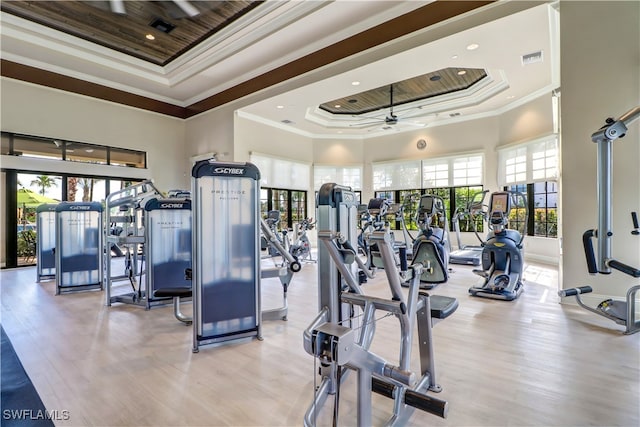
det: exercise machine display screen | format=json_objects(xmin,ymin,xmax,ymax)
[
  {"xmin": 491, "ymin": 193, "xmax": 509, "ymax": 214},
  {"xmin": 420, "ymin": 196, "xmax": 434, "ymax": 213}
]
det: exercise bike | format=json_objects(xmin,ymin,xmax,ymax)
[
  {"xmin": 558, "ymin": 106, "xmax": 640, "ymax": 334},
  {"xmin": 261, "ymin": 210, "xmax": 291, "ymax": 265},
  {"xmin": 411, "ymin": 194, "xmax": 450, "ymax": 288},
  {"xmin": 289, "ymin": 218, "xmax": 316, "ymax": 263},
  {"xmin": 469, "ymin": 191, "xmax": 527, "ymax": 301}
]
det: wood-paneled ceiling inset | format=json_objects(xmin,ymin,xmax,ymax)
[
  {"xmin": 320, "ymin": 67, "xmax": 487, "ymax": 115},
  {"xmin": 0, "ymin": 0, "xmax": 263, "ymax": 66}
]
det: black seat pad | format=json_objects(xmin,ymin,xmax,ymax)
[
  {"xmin": 153, "ymin": 287, "xmax": 192, "ymax": 298},
  {"xmin": 420, "ymin": 293, "xmax": 458, "ymax": 319}
]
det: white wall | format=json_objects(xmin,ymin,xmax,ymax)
[
  {"xmin": 559, "ymin": 1, "xmax": 640, "ymax": 302},
  {"xmin": 234, "ymin": 116, "xmax": 314, "ymax": 163},
  {"xmin": 184, "ymin": 104, "xmax": 236, "ymax": 177},
  {"xmin": 498, "ymin": 94, "xmax": 554, "ymax": 145},
  {"xmin": 0, "ymin": 78, "xmax": 187, "ymax": 192}
]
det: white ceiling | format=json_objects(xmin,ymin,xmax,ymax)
[{"xmin": 0, "ymin": 0, "xmax": 559, "ymax": 139}]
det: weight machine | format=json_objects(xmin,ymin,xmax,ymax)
[
  {"xmin": 104, "ymin": 180, "xmax": 177, "ymax": 308},
  {"xmin": 55, "ymin": 202, "xmax": 103, "ymax": 294},
  {"xmin": 303, "ymin": 183, "xmax": 457, "ymax": 426},
  {"xmin": 559, "ymin": 106, "xmax": 640, "ymax": 334},
  {"xmin": 36, "ymin": 203, "xmax": 57, "ymax": 282}
]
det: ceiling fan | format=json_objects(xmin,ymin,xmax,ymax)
[
  {"xmin": 349, "ymin": 85, "xmax": 425, "ymax": 129},
  {"xmin": 109, "ymin": 0, "xmax": 200, "ymax": 17}
]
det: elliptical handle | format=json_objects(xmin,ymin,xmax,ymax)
[
  {"xmin": 582, "ymin": 229, "xmax": 599, "ymax": 274},
  {"xmin": 631, "ymin": 212, "xmax": 639, "ymax": 235}
]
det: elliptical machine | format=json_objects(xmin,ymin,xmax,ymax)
[
  {"xmin": 362, "ymin": 198, "xmax": 406, "ymax": 271},
  {"xmin": 469, "ymin": 191, "xmax": 527, "ymax": 301},
  {"xmin": 411, "ymin": 194, "xmax": 450, "ymax": 288}
]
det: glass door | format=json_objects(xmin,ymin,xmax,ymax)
[{"xmin": 16, "ymin": 173, "xmax": 62, "ymax": 266}]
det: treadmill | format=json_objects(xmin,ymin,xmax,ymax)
[{"xmin": 449, "ymin": 190, "xmax": 488, "ymax": 266}]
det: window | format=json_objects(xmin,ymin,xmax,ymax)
[
  {"xmin": 498, "ymin": 135, "xmax": 558, "ymax": 186},
  {"xmin": 372, "ymin": 159, "xmax": 421, "ymax": 191},
  {"xmin": 109, "ymin": 147, "xmax": 146, "ymax": 168},
  {"xmin": 398, "ymin": 190, "xmax": 421, "ymax": 230},
  {"xmin": 504, "ymin": 182, "xmax": 557, "ymax": 238},
  {"xmin": 1, "ymin": 132, "xmax": 146, "ymax": 169},
  {"xmin": 453, "ymin": 156, "xmax": 483, "ymax": 186},
  {"xmin": 372, "ymin": 186, "xmax": 483, "ymax": 232},
  {"xmin": 67, "ymin": 177, "xmax": 106, "ymax": 202},
  {"xmin": 260, "ymin": 188, "xmax": 307, "ymax": 230},
  {"xmin": 250, "ymin": 152, "xmax": 310, "ymax": 190},
  {"xmin": 503, "ymin": 147, "xmax": 527, "ymax": 184},
  {"xmin": 499, "ymin": 135, "xmax": 559, "ymax": 238},
  {"xmin": 2, "ymin": 133, "xmax": 11, "ymax": 155},
  {"xmin": 291, "ymin": 191, "xmax": 307, "ymax": 224},
  {"xmin": 505, "ymin": 184, "xmax": 528, "ymax": 235},
  {"xmin": 13, "ymin": 135, "xmax": 63, "ymax": 160},
  {"xmin": 314, "ymin": 165, "xmax": 362, "ymax": 191},
  {"xmin": 422, "ymin": 161, "xmax": 449, "ymax": 188},
  {"xmin": 372, "ymin": 153, "xmax": 484, "ymax": 231},
  {"xmin": 374, "ymin": 191, "xmax": 395, "ymax": 202},
  {"xmin": 533, "ymin": 181, "xmax": 558, "ymax": 237},
  {"xmin": 374, "ymin": 153, "xmax": 483, "ymax": 191},
  {"xmin": 454, "ymin": 186, "xmax": 485, "ymax": 232},
  {"xmin": 65, "ymin": 143, "xmax": 108, "ymax": 164},
  {"xmin": 423, "ymin": 187, "xmax": 451, "ymax": 230}
]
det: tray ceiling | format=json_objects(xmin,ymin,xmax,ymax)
[{"xmin": 0, "ymin": 0, "xmax": 263, "ymax": 66}]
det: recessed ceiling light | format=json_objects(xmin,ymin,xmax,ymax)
[
  {"xmin": 466, "ymin": 43, "xmax": 479, "ymax": 51},
  {"xmin": 351, "ymin": 81, "xmax": 361, "ymax": 86},
  {"xmin": 430, "ymin": 75, "xmax": 441, "ymax": 81},
  {"xmin": 451, "ymin": 54, "xmax": 459, "ymax": 59},
  {"xmin": 348, "ymin": 99, "xmax": 358, "ymax": 104},
  {"xmin": 334, "ymin": 104, "xmax": 341, "ymax": 108},
  {"xmin": 85, "ymin": 149, "xmax": 94, "ymax": 153},
  {"xmin": 457, "ymin": 70, "xmax": 467, "ymax": 76},
  {"xmin": 145, "ymin": 34, "xmax": 155, "ymax": 40},
  {"xmin": 276, "ymin": 105, "xmax": 284, "ymax": 109}
]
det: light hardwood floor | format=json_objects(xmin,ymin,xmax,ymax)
[{"xmin": 1, "ymin": 257, "xmax": 638, "ymax": 426}]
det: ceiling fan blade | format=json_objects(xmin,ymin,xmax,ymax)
[
  {"xmin": 110, "ymin": 0, "xmax": 126, "ymax": 14},
  {"xmin": 349, "ymin": 120, "xmax": 384, "ymax": 128},
  {"xmin": 173, "ymin": 0, "xmax": 200, "ymax": 17}
]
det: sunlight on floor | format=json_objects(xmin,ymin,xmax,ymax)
[{"xmin": 523, "ymin": 262, "xmax": 558, "ymax": 288}]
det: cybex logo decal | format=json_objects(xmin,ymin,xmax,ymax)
[
  {"xmin": 160, "ymin": 203, "xmax": 184, "ymax": 208},
  {"xmin": 69, "ymin": 206, "xmax": 91, "ymax": 210},
  {"xmin": 214, "ymin": 167, "xmax": 244, "ymax": 175}
]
